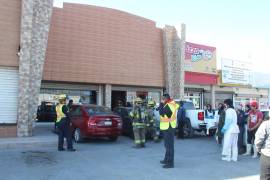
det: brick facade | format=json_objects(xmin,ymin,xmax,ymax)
[
  {"xmin": 44, "ymin": 3, "xmax": 165, "ymax": 87},
  {"xmin": 0, "ymin": 125, "xmax": 17, "ymax": 137},
  {"xmin": 0, "ymin": 0, "xmax": 21, "ymax": 67}
]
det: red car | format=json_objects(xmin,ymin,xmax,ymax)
[{"xmin": 69, "ymin": 104, "xmax": 122, "ymax": 142}]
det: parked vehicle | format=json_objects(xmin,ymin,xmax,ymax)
[
  {"xmin": 175, "ymin": 100, "xmax": 218, "ymax": 138},
  {"xmin": 113, "ymin": 107, "xmax": 134, "ymax": 138},
  {"xmin": 36, "ymin": 101, "xmax": 57, "ymax": 122},
  {"xmin": 70, "ymin": 104, "xmax": 122, "ymax": 142}
]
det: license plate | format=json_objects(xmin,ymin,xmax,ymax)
[{"xmin": 104, "ymin": 121, "xmax": 112, "ymax": 126}]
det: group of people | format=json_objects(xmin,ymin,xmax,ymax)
[
  {"xmin": 215, "ymin": 99, "xmax": 270, "ymax": 179},
  {"xmin": 129, "ymin": 97, "xmax": 161, "ymax": 149},
  {"xmin": 53, "ymin": 92, "xmax": 270, "ymax": 176},
  {"xmin": 216, "ymin": 100, "xmax": 264, "ymax": 160},
  {"xmin": 129, "ymin": 93, "xmax": 179, "ymax": 168}
]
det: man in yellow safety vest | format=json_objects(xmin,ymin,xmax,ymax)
[
  {"xmin": 158, "ymin": 93, "xmax": 179, "ymax": 168},
  {"xmin": 55, "ymin": 94, "xmax": 76, "ymax": 152}
]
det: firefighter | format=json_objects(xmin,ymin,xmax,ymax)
[
  {"xmin": 55, "ymin": 94, "xmax": 76, "ymax": 152},
  {"xmin": 146, "ymin": 100, "xmax": 159, "ymax": 142},
  {"xmin": 129, "ymin": 97, "xmax": 146, "ymax": 148},
  {"xmin": 159, "ymin": 93, "xmax": 179, "ymax": 168}
]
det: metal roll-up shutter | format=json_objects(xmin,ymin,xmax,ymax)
[{"xmin": 0, "ymin": 68, "xmax": 19, "ymax": 123}]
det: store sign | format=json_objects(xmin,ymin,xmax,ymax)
[
  {"xmin": 221, "ymin": 58, "xmax": 252, "ymax": 85},
  {"xmin": 185, "ymin": 42, "xmax": 217, "ymax": 74}
]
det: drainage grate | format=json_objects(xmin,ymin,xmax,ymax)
[{"xmin": 21, "ymin": 151, "xmax": 57, "ymax": 166}]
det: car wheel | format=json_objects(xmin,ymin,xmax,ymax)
[
  {"xmin": 183, "ymin": 119, "xmax": 194, "ymax": 138},
  {"xmin": 74, "ymin": 128, "xmax": 83, "ymax": 143},
  {"xmin": 109, "ymin": 136, "xmax": 118, "ymax": 141}
]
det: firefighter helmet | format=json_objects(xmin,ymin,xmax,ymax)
[
  {"xmin": 58, "ymin": 94, "xmax": 67, "ymax": 100},
  {"xmin": 134, "ymin": 97, "xmax": 143, "ymax": 105},
  {"xmin": 147, "ymin": 100, "xmax": 156, "ymax": 107}
]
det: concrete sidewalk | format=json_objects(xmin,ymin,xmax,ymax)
[{"xmin": 0, "ymin": 122, "xmax": 57, "ymax": 150}]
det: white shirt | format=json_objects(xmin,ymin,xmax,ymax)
[{"xmin": 224, "ymin": 108, "xmax": 239, "ymax": 134}]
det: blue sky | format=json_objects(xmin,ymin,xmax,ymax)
[{"xmin": 54, "ymin": 0, "xmax": 270, "ymax": 73}]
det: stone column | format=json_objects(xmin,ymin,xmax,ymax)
[
  {"xmin": 162, "ymin": 26, "xmax": 181, "ymax": 99},
  {"xmin": 98, "ymin": 85, "xmax": 103, "ymax": 106},
  {"xmin": 105, "ymin": 84, "xmax": 112, "ymax": 109},
  {"xmin": 17, "ymin": 0, "xmax": 34, "ymax": 137},
  {"xmin": 179, "ymin": 24, "xmax": 186, "ymax": 101},
  {"xmin": 211, "ymin": 85, "xmax": 216, "ymax": 109},
  {"xmin": 17, "ymin": 0, "xmax": 53, "ymax": 137}
]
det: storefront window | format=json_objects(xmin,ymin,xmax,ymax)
[
  {"xmin": 39, "ymin": 88, "xmax": 97, "ymax": 105},
  {"xmin": 148, "ymin": 92, "xmax": 161, "ymax": 105},
  {"xmin": 184, "ymin": 92, "xmax": 201, "ymax": 109}
]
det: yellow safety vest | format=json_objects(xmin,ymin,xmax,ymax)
[
  {"xmin": 160, "ymin": 101, "xmax": 179, "ymax": 130},
  {"xmin": 55, "ymin": 104, "xmax": 66, "ymax": 123}
]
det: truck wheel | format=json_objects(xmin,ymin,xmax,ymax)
[
  {"xmin": 208, "ymin": 129, "xmax": 216, "ymax": 137},
  {"xmin": 183, "ymin": 119, "xmax": 194, "ymax": 138},
  {"xmin": 74, "ymin": 128, "xmax": 83, "ymax": 143}
]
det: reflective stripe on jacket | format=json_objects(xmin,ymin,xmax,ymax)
[
  {"xmin": 56, "ymin": 104, "xmax": 66, "ymax": 123},
  {"xmin": 160, "ymin": 101, "xmax": 179, "ymax": 130},
  {"xmin": 130, "ymin": 107, "xmax": 146, "ymax": 128}
]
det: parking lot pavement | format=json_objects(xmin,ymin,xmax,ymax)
[{"xmin": 0, "ymin": 135, "xmax": 260, "ymax": 180}]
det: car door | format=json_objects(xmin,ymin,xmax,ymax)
[{"xmin": 70, "ymin": 106, "xmax": 84, "ymax": 130}]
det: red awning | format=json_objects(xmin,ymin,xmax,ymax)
[{"xmin": 185, "ymin": 71, "xmax": 217, "ymax": 85}]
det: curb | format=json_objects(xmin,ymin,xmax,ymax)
[{"xmin": 0, "ymin": 137, "xmax": 57, "ymax": 150}]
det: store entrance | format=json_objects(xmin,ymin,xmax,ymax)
[{"xmin": 111, "ymin": 91, "xmax": 126, "ymax": 110}]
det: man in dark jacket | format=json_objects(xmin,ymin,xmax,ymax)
[
  {"xmin": 55, "ymin": 94, "xmax": 76, "ymax": 152},
  {"xmin": 236, "ymin": 106, "xmax": 245, "ymax": 154},
  {"xmin": 177, "ymin": 101, "xmax": 186, "ymax": 139},
  {"xmin": 159, "ymin": 93, "xmax": 179, "ymax": 168},
  {"xmin": 217, "ymin": 103, "xmax": 225, "ymax": 145}
]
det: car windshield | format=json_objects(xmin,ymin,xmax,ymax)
[{"xmin": 86, "ymin": 106, "xmax": 112, "ymax": 115}]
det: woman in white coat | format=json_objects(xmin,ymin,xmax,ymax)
[{"xmin": 221, "ymin": 99, "xmax": 240, "ymax": 162}]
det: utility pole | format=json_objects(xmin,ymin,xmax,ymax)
[{"xmin": 179, "ymin": 23, "xmax": 186, "ymax": 101}]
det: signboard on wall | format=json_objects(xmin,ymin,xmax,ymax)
[
  {"xmin": 185, "ymin": 42, "xmax": 217, "ymax": 74},
  {"xmin": 221, "ymin": 58, "xmax": 252, "ymax": 85}
]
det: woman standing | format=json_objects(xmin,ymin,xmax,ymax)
[
  {"xmin": 221, "ymin": 99, "xmax": 240, "ymax": 162},
  {"xmin": 205, "ymin": 104, "xmax": 215, "ymax": 119}
]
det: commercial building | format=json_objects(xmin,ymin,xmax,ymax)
[{"xmin": 0, "ymin": 2, "xmax": 268, "ymax": 137}]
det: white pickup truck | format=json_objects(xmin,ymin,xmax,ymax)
[{"xmin": 176, "ymin": 101, "xmax": 218, "ymax": 138}]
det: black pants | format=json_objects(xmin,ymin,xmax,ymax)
[
  {"xmin": 57, "ymin": 118, "xmax": 73, "ymax": 150},
  {"xmin": 247, "ymin": 129, "xmax": 257, "ymax": 144},
  {"xmin": 163, "ymin": 126, "xmax": 175, "ymax": 165},
  {"xmin": 260, "ymin": 153, "xmax": 270, "ymax": 180},
  {"xmin": 177, "ymin": 121, "xmax": 185, "ymax": 139},
  {"xmin": 237, "ymin": 125, "xmax": 245, "ymax": 152}
]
